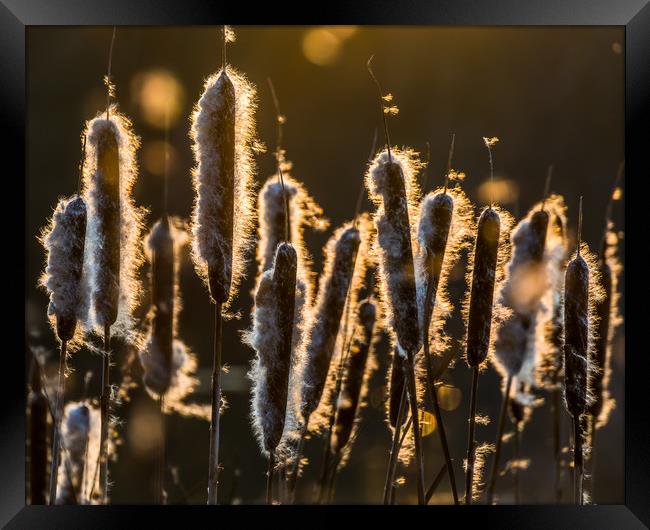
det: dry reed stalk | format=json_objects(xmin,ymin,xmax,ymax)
[
  {"xmin": 190, "ymin": 27, "xmax": 258, "ymax": 504},
  {"xmin": 327, "ymin": 299, "xmax": 378, "ymax": 499},
  {"xmin": 27, "ymin": 356, "xmax": 48, "ymax": 505},
  {"xmin": 563, "ymin": 198, "xmax": 604, "ymax": 505}
]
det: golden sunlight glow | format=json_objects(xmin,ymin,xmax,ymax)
[
  {"xmin": 142, "ymin": 140, "xmax": 177, "ymax": 177},
  {"xmin": 302, "ymin": 28, "xmax": 342, "ymax": 66},
  {"xmin": 437, "ymin": 384, "xmax": 462, "ymax": 411},
  {"xmin": 130, "ymin": 69, "xmax": 185, "ymax": 129},
  {"xmin": 477, "ymin": 178, "xmax": 520, "ymax": 205}
]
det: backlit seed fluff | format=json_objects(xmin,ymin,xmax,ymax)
[
  {"xmin": 39, "ymin": 195, "xmax": 89, "ymax": 347},
  {"xmin": 366, "ymin": 147, "xmax": 422, "ymax": 359},
  {"xmin": 246, "ymin": 243, "xmax": 298, "ymax": 455},
  {"xmin": 56, "ymin": 401, "xmax": 102, "ymax": 505},
  {"xmin": 462, "ymin": 206, "xmax": 514, "ymax": 368},
  {"xmin": 139, "ymin": 218, "xmax": 209, "ymax": 420},
  {"xmin": 256, "ymin": 170, "xmax": 328, "ymax": 304},
  {"xmin": 563, "ymin": 242, "xmax": 604, "ymax": 420},
  {"xmin": 190, "ymin": 67, "xmax": 258, "ymax": 309},
  {"xmin": 297, "ymin": 223, "xmax": 361, "ymax": 430},
  {"xmin": 82, "ymin": 107, "xmax": 145, "ymax": 340}
]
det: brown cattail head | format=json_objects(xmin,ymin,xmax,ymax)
[
  {"xmin": 142, "ymin": 217, "xmax": 174, "ymax": 396},
  {"xmin": 366, "ymin": 148, "xmax": 422, "ymax": 359},
  {"xmin": 330, "ymin": 299, "xmax": 377, "ymax": 457},
  {"xmin": 256, "ymin": 172, "xmax": 328, "ymax": 304},
  {"xmin": 247, "ymin": 242, "xmax": 298, "ymax": 454},
  {"xmin": 56, "ymin": 403, "xmax": 90, "ymax": 504},
  {"xmin": 39, "ymin": 195, "xmax": 88, "ymax": 344},
  {"xmin": 83, "ymin": 108, "xmax": 144, "ymax": 339},
  {"xmin": 191, "ymin": 67, "xmax": 258, "ymax": 309},
  {"xmin": 563, "ymin": 253, "xmax": 590, "ymax": 418},
  {"xmin": 417, "ymin": 192, "xmax": 452, "ymax": 327},
  {"xmin": 298, "ymin": 224, "xmax": 361, "ymax": 427},
  {"xmin": 466, "ymin": 207, "xmax": 501, "ymax": 367}
]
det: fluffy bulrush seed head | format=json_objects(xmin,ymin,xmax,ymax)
[
  {"xmin": 492, "ymin": 199, "xmax": 559, "ymax": 379},
  {"xmin": 56, "ymin": 401, "xmax": 102, "ymax": 504},
  {"xmin": 588, "ymin": 222, "xmax": 622, "ymax": 426},
  {"xmin": 190, "ymin": 67, "xmax": 258, "ymax": 309},
  {"xmin": 139, "ymin": 218, "xmax": 209, "ymax": 420},
  {"xmin": 246, "ymin": 243, "xmax": 298, "ymax": 455},
  {"xmin": 39, "ymin": 195, "xmax": 89, "ymax": 347},
  {"xmin": 463, "ymin": 206, "xmax": 514, "ymax": 367},
  {"xmin": 416, "ymin": 186, "xmax": 474, "ymax": 357},
  {"xmin": 538, "ymin": 207, "xmax": 569, "ymax": 387},
  {"xmin": 330, "ymin": 298, "xmax": 378, "ymax": 464},
  {"xmin": 310, "ymin": 215, "xmax": 373, "ymax": 432},
  {"xmin": 83, "ymin": 107, "xmax": 145, "ymax": 340},
  {"xmin": 296, "ymin": 223, "xmax": 361, "ymax": 432},
  {"xmin": 563, "ymin": 242, "xmax": 604, "ymax": 420},
  {"xmin": 256, "ymin": 171, "xmax": 328, "ymax": 297},
  {"xmin": 366, "ymin": 148, "xmax": 422, "ymax": 359}
]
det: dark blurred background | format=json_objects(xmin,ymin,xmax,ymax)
[{"xmin": 26, "ymin": 26, "xmax": 624, "ymax": 504}]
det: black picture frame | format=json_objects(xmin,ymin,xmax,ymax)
[{"xmin": 6, "ymin": 0, "xmax": 648, "ymax": 527}]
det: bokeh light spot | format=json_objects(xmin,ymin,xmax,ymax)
[
  {"xmin": 302, "ymin": 28, "xmax": 342, "ymax": 66},
  {"xmin": 131, "ymin": 69, "xmax": 185, "ymax": 129}
]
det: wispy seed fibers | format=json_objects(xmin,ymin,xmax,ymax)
[
  {"xmin": 39, "ymin": 195, "xmax": 88, "ymax": 348},
  {"xmin": 190, "ymin": 66, "xmax": 258, "ymax": 310},
  {"xmin": 83, "ymin": 106, "xmax": 145, "ymax": 341},
  {"xmin": 247, "ymin": 243, "xmax": 298, "ymax": 455}
]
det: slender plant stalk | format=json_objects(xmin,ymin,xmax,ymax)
[
  {"xmin": 267, "ymin": 452, "xmax": 275, "ymax": 505},
  {"xmin": 99, "ymin": 326, "xmax": 111, "ymax": 504},
  {"xmin": 465, "ymin": 366, "xmax": 479, "ymax": 504},
  {"xmin": 486, "ymin": 373, "xmax": 513, "ymax": 505},
  {"xmin": 552, "ymin": 379, "xmax": 563, "ymax": 503},
  {"xmin": 425, "ymin": 463, "xmax": 448, "ymax": 503},
  {"xmin": 389, "ymin": 413, "xmax": 414, "ymax": 504},
  {"xmin": 421, "ymin": 275, "xmax": 459, "ymax": 504},
  {"xmin": 573, "ymin": 415, "xmax": 583, "ymax": 505},
  {"xmin": 159, "ymin": 396, "xmax": 167, "ymax": 505},
  {"xmin": 48, "ymin": 340, "xmax": 67, "ymax": 504},
  {"xmin": 403, "ymin": 358, "xmax": 426, "ymax": 505},
  {"xmin": 207, "ymin": 302, "xmax": 223, "ymax": 505},
  {"xmin": 383, "ymin": 385, "xmax": 407, "ymax": 504}
]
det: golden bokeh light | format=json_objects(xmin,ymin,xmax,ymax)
[
  {"xmin": 437, "ymin": 384, "xmax": 462, "ymax": 411},
  {"xmin": 142, "ymin": 140, "xmax": 177, "ymax": 177},
  {"xmin": 127, "ymin": 404, "xmax": 163, "ymax": 456},
  {"xmin": 477, "ymin": 178, "xmax": 520, "ymax": 205},
  {"xmin": 131, "ymin": 69, "xmax": 185, "ymax": 129},
  {"xmin": 302, "ymin": 28, "xmax": 342, "ymax": 66}
]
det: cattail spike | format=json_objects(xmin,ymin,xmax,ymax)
[
  {"xmin": 105, "ymin": 26, "xmax": 116, "ymax": 120},
  {"xmin": 577, "ymin": 196, "xmax": 583, "ymax": 257},
  {"xmin": 77, "ymin": 134, "xmax": 87, "ymax": 197},
  {"xmin": 444, "ymin": 133, "xmax": 456, "ymax": 192},
  {"xmin": 366, "ymin": 56, "xmax": 392, "ymax": 163},
  {"xmin": 541, "ymin": 165, "xmax": 553, "ymax": 211}
]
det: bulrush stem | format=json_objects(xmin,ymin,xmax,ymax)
[
  {"xmin": 159, "ymin": 396, "xmax": 167, "ymax": 505},
  {"xmin": 285, "ymin": 432, "xmax": 304, "ymax": 504},
  {"xmin": 552, "ymin": 383, "xmax": 563, "ymax": 503},
  {"xmin": 383, "ymin": 386, "xmax": 407, "ymax": 504},
  {"xmin": 207, "ymin": 302, "xmax": 223, "ymax": 505},
  {"xmin": 589, "ymin": 417, "xmax": 597, "ymax": 503},
  {"xmin": 465, "ymin": 366, "xmax": 479, "ymax": 505},
  {"xmin": 421, "ymin": 276, "xmax": 459, "ymax": 504},
  {"xmin": 48, "ymin": 340, "xmax": 67, "ymax": 504},
  {"xmin": 99, "ymin": 326, "xmax": 111, "ymax": 504},
  {"xmin": 266, "ymin": 452, "xmax": 275, "ymax": 505},
  {"xmin": 404, "ymin": 358, "xmax": 426, "ymax": 505},
  {"xmin": 573, "ymin": 414, "xmax": 583, "ymax": 505},
  {"xmin": 486, "ymin": 374, "xmax": 513, "ymax": 505},
  {"xmin": 425, "ymin": 463, "xmax": 448, "ymax": 504}
]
